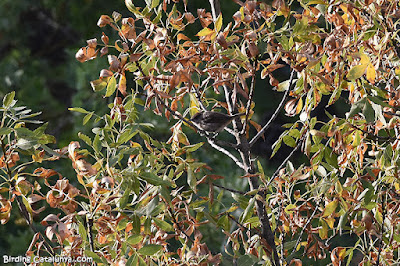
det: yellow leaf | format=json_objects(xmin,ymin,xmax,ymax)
[
  {"xmin": 296, "ymin": 97, "xmax": 303, "ymax": 114},
  {"xmin": 366, "ymin": 64, "xmax": 376, "ymax": 84},
  {"xmin": 215, "ymin": 14, "xmax": 223, "ymax": 32},
  {"xmin": 324, "ymin": 217, "xmax": 335, "ymax": 229},
  {"xmin": 322, "ymin": 200, "xmax": 338, "ymax": 217},
  {"xmin": 359, "ymin": 54, "xmax": 370, "ymax": 65},
  {"xmin": 189, "ymin": 93, "xmax": 200, "ymax": 117},
  {"xmin": 319, "ymin": 219, "xmax": 328, "ymax": 239},
  {"xmin": 196, "ymin": 27, "xmax": 214, "ymax": 37},
  {"xmin": 395, "ymin": 67, "xmax": 400, "ymax": 76},
  {"xmin": 130, "ymin": 142, "xmax": 142, "ymax": 148}
]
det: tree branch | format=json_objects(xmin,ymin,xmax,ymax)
[
  {"xmin": 241, "ymin": 63, "xmax": 256, "ymax": 135},
  {"xmin": 249, "ymin": 69, "xmax": 296, "ymax": 147},
  {"xmin": 208, "ymin": 0, "xmax": 221, "ymax": 21},
  {"xmin": 0, "ymin": 140, "xmax": 55, "ymax": 256},
  {"xmin": 285, "ymin": 199, "xmax": 321, "ymax": 263},
  {"xmin": 266, "ymin": 138, "xmax": 303, "ymax": 188},
  {"xmin": 213, "ymin": 183, "xmax": 246, "ymax": 195},
  {"xmin": 207, "ymin": 138, "xmax": 245, "ymax": 169}
]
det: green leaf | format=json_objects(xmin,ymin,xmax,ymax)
[
  {"xmin": 187, "ymin": 165, "xmax": 196, "ymax": 191},
  {"xmin": 117, "ymin": 129, "xmax": 137, "ymax": 145},
  {"xmin": 0, "ymin": 127, "xmax": 12, "ymax": 136},
  {"xmin": 78, "ymin": 221, "xmax": 87, "ymax": 242},
  {"xmin": 78, "ymin": 132, "xmax": 92, "ymax": 146},
  {"xmin": 16, "ymin": 138, "xmax": 35, "ymax": 150},
  {"xmin": 151, "ymin": 0, "xmax": 160, "ymax": 9},
  {"xmin": 271, "ymin": 137, "xmax": 282, "ymax": 158},
  {"xmin": 131, "ymin": 215, "xmax": 141, "ymax": 234},
  {"xmin": 127, "ymin": 234, "xmax": 143, "ymax": 245},
  {"xmin": 282, "ymin": 135, "xmax": 296, "ymax": 147},
  {"xmin": 83, "ymin": 112, "xmax": 94, "ymax": 125},
  {"xmin": 184, "ymin": 142, "xmax": 203, "ymax": 153},
  {"xmin": 90, "ymin": 79, "xmax": 107, "ymax": 92},
  {"xmin": 119, "ymin": 188, "xmax": 131, "ymax": 209},
  {"xmin": 84, "ymin": 250, "xmax": 102, "ymax": 263},
  {"xmin": 237, "ymin": 255, "xmax": 256, "ymax": 266},
  {"xmin": 284, "ymin": 204, "xmax": 296, "ymax": 215},
  {"xmin": 277, "ymin": 79, "xmax": 291, "ymax": 92},
  {"xmin": 137, "ymin": 244, "xmax": 163, "ymax": 256},
  {"xmin": 347, "ymin": 64, "xmax": 367, "ymax": 80},
  {"xmin": 140, "ymin": 172, "xmax": 172, "ymax": 186},
  {"xmin": 240, "ymin": 196, "xmax": 255, "ymax": 223},
  {"xmin": 105, "ymin": 76, "xmax": 117, "ymax": 97},
  {"xmin": 3, "ymin": 91, "xmax": 15, "ymax": 108},
  {"xmin": 68, "ymin": 107, "xmax": 90, "ymax": 114},
  {"xmin": 153, "ymin": 218, "xmax": 173, "ymax": 232},
  {"xmin": 196, "ymin": 27, "xmax": 214, "ymax": 37},
  {"xmin": 362, "ymin": 100, "xmax": 375, "ymax": 123},
  {"xmin": 93, "ymin": 134, "xmax": 102, "ymax": 154},
  {"xmin": 319, "ymin": 219, "xmax": 329, "ymax": 239}
]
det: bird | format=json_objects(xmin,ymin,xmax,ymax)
[{"xmin": 190, "ymin": 111, "xmax": 245, "ymax": 133}]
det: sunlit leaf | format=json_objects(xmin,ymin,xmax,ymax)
[
  {"xmin": 3, "ymin": 91, "xmax": 15, "ymax": 108},
  {"xmin": 215, "ymin": 14, "xmax": 223, "ymax": 32},
  {"xmin": 137, "ymin": 244, "xmax": 163, "ymax": 256},
  {"xmin": 196, "ymin": 27, "xmax": 214, "ymax": 37},
  {"xmin": 105, "ymin": 76, "xmax": 117, "ymax": 97},
  {"xmin": 347, "ymin": 64, "xmax": 367, "ymax": 80},
  {"xmin": 322, "ymin": 200, "xmax": 338, "ymax": 217}
]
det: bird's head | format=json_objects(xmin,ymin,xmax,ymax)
[{"xmin": 190, "ymin": 112, "xmax": 204, "ymax": 122}]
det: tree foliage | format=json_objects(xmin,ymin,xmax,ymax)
[{"xmin": 2, "ymin": 0, "xmax": 400, "ymax": 265}]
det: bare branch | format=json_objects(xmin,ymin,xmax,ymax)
[
  {"xmin": 241, "ymin": 63, "xmax": 256, "ymax": 135},
  {"xmin": 249, "ymin": 69, "xmax": 296, "ymax": 147},
  {"xmin": 285, "ymin": 199, "xmax": 321, "ymax": 263},
  {"xmin": 266, "ymin": 138, "xmax": 303, "ymax": 188},
  {"xmin": 209, "ymin": 0, "xmax": 221, "ymax": 21},
  {"xmin": 207, "ymin": 138, "xmax": 245, "ymax": 169}
]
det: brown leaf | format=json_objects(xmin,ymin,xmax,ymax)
[
  {"xmin": 27, "ymin": 194, "xmax": 44, "ymax": 204},
  {"xmin": 197, "ymin": 9, "xmax": 213, "ymax": 28},
  {"xmin": 97, "ymin": 15, "xmax": 112, "ymax": 27},
  {"xmin": 100, "ymin": 69, "xmax": 114, "ymax": 78},
  {"xmin": 33, "ymin": 168, "xmax": 61, "ymax": 179},
  {"xmin": 41, "ymin": 214, "xmax": 60, "ymax": 225},
  {"xmin": 101, "ymin": 32, "xmax": 109, "ymax": 45},
  {"xmin": 108, "ymin": 55, "xmax": 120, "ymax": 72},
  {"xmin": 184, "ymin": 12, "xmax": 195, "ymax": 24},
  {"xmin": 87, "ymin": 38, "xmax": 97, "ymax": 48},
  {"xmin": 216, "ymin": 32, "xmax": 228, "ymax": 49},
  {"xmin": 118, "ymin": 74, "xmax": 127, "ymax": 96},
  {"xmin": 0, "ymin": 197, "xmax": 11, "ymax": 224}
]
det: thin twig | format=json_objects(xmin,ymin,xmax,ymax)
[
  {"xmin": 163, "ymin": 198, "xmax": 195, "ymax": 243},
  {"xmin": 87, "ymin": 217, "xmax": 95, "ymax": 252},
  {"xmin": 266, "ymin": 137, "xmax": 303, "ymax": 188},
  {"xmin": 191, "ymin": 85, "xmax": 207, "ymax": 111},
  {"xmin": 133, "ymin": 61, "xmax": 203, "ymax": 133},
  {"xmin": 376, "ymin": 189, "xmax": 387, "ymax": 266},
  {"xmin": 213, "ymin": 183, "xmax": 246, "ymax": 195},
  {"xmin": 285, "ymin": 199, "xmax": 321, "ymax": 263},
  {"xmin": 241, "ymin": 62, "xmax": 256, "ymax": 135},
  {"xmin": 249, "ymin": 69, "xmax": 296, "ymax": 147},
  {"xmin": 0, "ymin": 140, "xmax": 55, "ymax": 256},
  {"xmin": 226, "ymin": 213, "xmax": 256, "ymax": 236}
]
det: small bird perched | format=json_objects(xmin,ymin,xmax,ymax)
[{"xmin": 190, "ymin": 111, "xmax": 245, "ymax": 133}]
